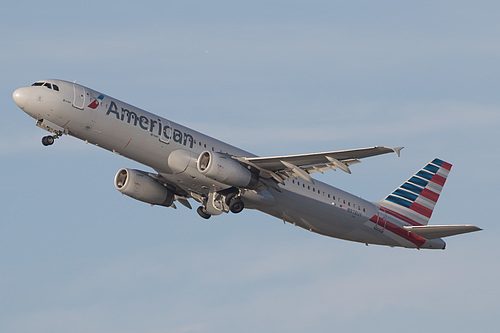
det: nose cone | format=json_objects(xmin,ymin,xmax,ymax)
[{"xmin": 13, "ymin": 87, "xmax": 31, "ymax": 110}]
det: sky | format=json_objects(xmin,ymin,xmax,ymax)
[{"xmin": 1, "ymin": 1, "xmax": 499, "ymax": 332}]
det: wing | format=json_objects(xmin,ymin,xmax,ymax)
[{"xmin": 235, "ymin": 146, "xmax": 403, "ymax": 184}]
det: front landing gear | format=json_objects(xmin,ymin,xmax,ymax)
[
  {"xmin": 41, "ymin": 132, "xmax": 62, "ymax": 146},
  {"xmin": 41, "ymin": 135, "xmax": 56, "ymax": 146},
  {"xmin": 36, "ymin": 119, "xmax": 65, "ymax": 147}
]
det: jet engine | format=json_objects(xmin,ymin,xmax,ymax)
[
  {"xmin": 196, "ymin": 151, "xmax": 258, "ymax": 189},
  {"xmin": 114, "ymin": 168, "xmax": 174, "ymax": 207}
]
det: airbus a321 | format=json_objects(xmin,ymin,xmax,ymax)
[{"xmin": 13, "ymin": 79, "xmax": 481, "ymax": 249}]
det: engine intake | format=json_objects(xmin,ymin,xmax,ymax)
[
  {"xmin": 197, "ymin": 151, "xmax": 258, "ymax": 189},
  {"xmin": 114, "ymin": 168, "xmax": 174, "ymax": 207}
]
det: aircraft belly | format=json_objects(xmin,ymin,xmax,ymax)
[
  {"xmin": 267, "ymin": 188, "xmax": 362, "ymax": 238},
  {"xmin": 258, "ymin": 186, "xmax": 409, "ymax": 247}
]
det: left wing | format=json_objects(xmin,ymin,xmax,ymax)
[{"xmin": 235, "ymin": 146, "xmax": 403, "ymax": 184}]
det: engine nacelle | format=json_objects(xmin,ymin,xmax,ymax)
[
  {"xmin": 196, "ymin": 151, "xmax": 258, "ymax": 189},
  {"xmin": 114, "ymin": 168, "xmax": 174, "ymax": 207}
]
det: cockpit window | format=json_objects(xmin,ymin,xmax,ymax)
[{"xmin": 30, "ymin": 81, "xmax": 60, "ymax": 92}]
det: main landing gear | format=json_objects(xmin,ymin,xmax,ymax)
[
  {"xmin": 197, "ymin": 206, "xmax": 211, "ymax": 220},
  {"xmin": 225, "ymin": 192, "xmax": 245, "ymax": 214},
  {"xmin": 196, "ymin": 190, "xmax": 245, "ymax": 220}
]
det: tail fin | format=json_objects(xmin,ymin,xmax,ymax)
[{"xmin": 378, "ymin": 158, "xmax": 452, "ymax": 226}]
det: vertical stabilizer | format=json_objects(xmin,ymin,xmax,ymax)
[{"xmin": 378, "ymin": 158, "xmax": 452, "ymax": 226}]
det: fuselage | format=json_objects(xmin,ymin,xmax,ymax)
[{"xmin": 13, "ymin": 79, "xmax": 446, "ymax": 249}]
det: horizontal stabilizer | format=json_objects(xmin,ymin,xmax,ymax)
[{"xmin": 403, "ymin": 225, "xmax": 482, "ymax": 239}]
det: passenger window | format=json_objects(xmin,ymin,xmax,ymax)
[{"xmin": 53, "ymin": 84, "xmax": 59, "ymax": 91}]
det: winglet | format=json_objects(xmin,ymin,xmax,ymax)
[{"xmin": 392, "ymin": 147, "xmax": 404, "ymax": 157}]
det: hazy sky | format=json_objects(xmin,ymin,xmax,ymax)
[{"xmin": 1, "ymin": 1, "xmax": 499, "ymax": 332}]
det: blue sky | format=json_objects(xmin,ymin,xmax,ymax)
[{"xmin": 1, "ymin": 1, "xmax": 499, "ymax": 332}]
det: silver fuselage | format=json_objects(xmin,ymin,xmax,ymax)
[{"xmin": 13, "ymin": 79, "xmax": 446, "ymax": 249}]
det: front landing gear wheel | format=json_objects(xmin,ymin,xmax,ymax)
[
  {"xmin": 197, "ymin": 206, "xmax": 211, "ymax": 219},
  {"xmin": 41, "ymin": 136, "xmax": 55, "ymax": 146}
]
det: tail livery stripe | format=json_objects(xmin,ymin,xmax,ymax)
[
  {"xmin": 409, "ymin": 202, "xmax": 433, "ymax": 218},
  {"xmin": 370, "ymin": 215, "xmax": 426, "ymax": 247},
  {"xmin": 433, "ymin": 158, "xmax": 452, "ymax": 171},
  {"xmin": 416, "ymin": 170, "xmax": 434, "ymax": 181},
  {"xmin": 431, "ymin": 174, "xmax": 446, "ymax": 186},
  {"xmin": 378, "ymin": 158, "xmax": 452, "ymax": 226},
  {"xmin": 379, "ymin": 206, "xmax": 422, "ymax": 226},
  {"xmin": 401, "ymin": 182, "xmax": 424, "ymax": 195},
  {"xmin": 386, "ymin": 195, "xmax": 412, "ymax": 208},
  {"xmin": 424, "ymin": 164, "xmax": 439, "ymax": 173},
  {"xmin": 408, "ymin": 176, "xmax": 428, "ymax": 188},
  {"xmin": 420, "ymin": 188, "xmax": 439, "ymax": 202}
]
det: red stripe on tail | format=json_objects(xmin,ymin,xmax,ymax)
[
  {"xmin": 431, "ymin": 174, "xmax": 446, "ymax": 186},
  {"xmin": 410, "ymin": 202, "xmax": 433, "ymax": 218},
  {"xmin": 441, "ymin": 162, "xmax": 452, "ymax": 171},
  {"xmin": 370, "ymin": 215, "xmax": 426, "ymax": 247},
  {"xmin": 420, "ymin": 188, "xmax": 440, "ymax": 203}
]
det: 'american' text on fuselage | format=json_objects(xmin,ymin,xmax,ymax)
[{"xmin": 105, "ymin": 100, "xmax": 194, "ymax": 148}]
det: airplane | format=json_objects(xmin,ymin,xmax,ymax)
[{"xmin": 13, "ymin": 79, "xmax": 481, "ymax": 249}]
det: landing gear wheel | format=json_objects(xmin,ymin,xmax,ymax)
[
  {"xmin": 42, "ymin": 136, "xmax": 55, "ymax": 146},
  {"xmin": 225, "ymin": 192, "xmax": 237, "ymax": 206},
  {"xmin": 229, "ymin": 198, "xmax": 244, "ymax": 214},
  {"xmin": 197, "ymin": 206, "xmax": 211, "ymax": 219}
]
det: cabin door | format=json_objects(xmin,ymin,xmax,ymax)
[
  {"xmin": 73, "ymin": 84, "xmax": 85, "ymax": 109},
  {"xmin": 374, "ymin": 209, "xmax": 386, "ymax": 233}
]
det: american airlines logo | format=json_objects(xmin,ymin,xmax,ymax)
[
  {"xmin": 105, "ymin": 100, "xmax": 194, "ymax": 148},
  {"xmin": 87, "ymin": 94, "xmax": 104, "ymax": 109}
]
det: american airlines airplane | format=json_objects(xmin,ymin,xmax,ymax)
[{"xmin": 13, "ymin": 79, "xmax": 481, "ymax": 249}]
